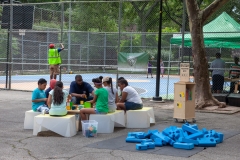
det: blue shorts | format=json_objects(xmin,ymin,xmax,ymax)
[
  {"xmin": 94, "ymin": 109, "xmax": 107, "ymax": 114},
  {"xmin": 125, "ymin": 102, "xmax": 143, "ymax": 110}
]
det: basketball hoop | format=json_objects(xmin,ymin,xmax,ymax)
[{"xmin": 19, "ymin": 29, "xmax": 25, "ymax": 36}]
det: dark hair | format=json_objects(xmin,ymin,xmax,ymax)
[
  {"xmin": 38, "ymin": 78, "xmax": 47, "ymax": 85},
  {"xmin": 118, "ymin": 79, "xmax": 128, "ymax": 86},
  {"xmin": 105, "ymin": 77, "xmax": 114, "ymax": 94},
  {"xmin": 118, "ymin": 77, "xmax": 125, "ymax": 81},
  {"xmin": 92, "ymin": 76, "xmax": 103, "ymax": 83},
  {"xmin": 53, "ymin": 81, "xmax": 64, "ymax": 105},
  {"xmin": 216, "ymin": 52, "xmax": 221, "ymax": 58},
  {"xmin": 75, "ymin": 75, "xmax": 82, "ymax": 80}
]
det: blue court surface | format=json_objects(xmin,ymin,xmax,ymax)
[{"xmin": 0, "ymin": 73, "xmax": 184, "ymax": 99}]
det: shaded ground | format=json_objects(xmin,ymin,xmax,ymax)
[{"xmin": 0, "ymin": 90, "xmax": 240, "ymax": 160}]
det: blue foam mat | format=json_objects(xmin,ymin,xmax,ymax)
[{"xmin": 86, "ymin": 125, "xmax": 240, "ymax": 158}]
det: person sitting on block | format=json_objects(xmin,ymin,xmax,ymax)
[
  {"xmin": 45, "ymin": 79, "xmax": 57, "ymax": 99},
  {"xmin": 102, "ymin": 76, "xmax": 119, "ymax": 113},
  {"xmin": 69, "ymin": 74, "xmax": 94, "ymax": 105},
  {"xmin": 47, "ymin": 81, "xmax": 71, "ymax": 116},
  {"xmin": 117, "ymin": 79, "xmax": 143, "ymax": 111},
  {"xmin": 32, "ymin": 78, "xmax": 49, "ymax": 113},
  {"xmin": 80, "ymin": 76, "xmax": 109, "ymax": 120}
]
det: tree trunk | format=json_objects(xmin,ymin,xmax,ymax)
[
  {"xmin": 185, "ymin": 0, "xmax": 228, "ymax": 109},
  {"xmin": 191, "ymin": 17, "xmax": 225, "ymax": 109}
]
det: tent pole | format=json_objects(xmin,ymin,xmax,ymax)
[
  {"xmin": 181, "ymin": 0, "xmax": 186, "ymax": 63},
  {"xmin": 166, "ymin": 44, "xmax": 172, "ymax": 99}
]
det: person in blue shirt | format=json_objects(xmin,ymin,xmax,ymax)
[
  {"xmin": 32, "ymin": 78, "xmax": 48, "ymax": 112},
  {"xmin": 69, "ymin": 75, "xmax": 94, "ymax": 105}
]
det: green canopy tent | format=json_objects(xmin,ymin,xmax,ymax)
[{"xmin": 170, "ymin": 12, "xmax": 240, "ymax": 48}]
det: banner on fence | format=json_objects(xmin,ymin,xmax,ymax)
[{"xmin": 118, "ymin": 52, "xmax": 148, "ymax": 71}]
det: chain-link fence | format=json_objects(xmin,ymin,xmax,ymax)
[{"xmin": 0, "ymin": 1, "xmax": 239, "ymax": 99}]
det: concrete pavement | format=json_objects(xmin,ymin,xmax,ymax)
[{"xmin": 0, "ymin": 90, "xmax": 240, "ymax": 160}]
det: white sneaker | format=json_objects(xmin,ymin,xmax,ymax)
[{"xmin": 41, "ymin": 110, "xmax": 46, "ymax": 115}]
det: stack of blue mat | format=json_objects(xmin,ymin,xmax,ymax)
[{"xmin": 126, "ymin": 123, "xmax": 224, "ymax": 150}]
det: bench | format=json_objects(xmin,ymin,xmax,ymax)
[
  {"xmin": 67, "ymin": 110, "xmax": 81, "ymax": 131},
  {"xmin": 126, "ymin": 107, "xmax": 155, "ymax": 128},
  {"xmin": 89, "ymin": 110, "xmax": 125, "ymax": 133},
  {"xmin": 24, "ymin": 110, "xmax": 41, "ymax": 129},
  {"xmin": 33, "ymin": 114, "xmax": 77, "ymax": 137}
]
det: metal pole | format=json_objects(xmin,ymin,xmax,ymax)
[
  {"xmin": 87, "ymin": 32, "xmax": 89, "ymax": 72},
  {"xmin": 167, "ymin": 44, "xmax": 172, "ymax": 99},
  {"xmin": 67, "ymin": 2, "xmax": 71, "ymax": 71},
  {"xmin": 60, "ymin": 2, "xmax": 64, "ymax": 81},
  {"xmin": 79, "ymin": 45, "xmax": 81, "ymax": 71},
  {"xmin": 8, "ymin": 0, "xmax": 13, "ymax": 89},
  {"xmin": 116, "ymin": 0, "xmax": 122, "ymax": 88},
  {"xmin": 153, "ymin": 0, "xmax": 162, "ymax": 101},
  {"xmin": 38, "ymin": 44, "xmax": 40, "ymax": 71},
  {"xmin": 103, "ymin": 33, "xmax": 106, "ymax": 72},
  {"xmin": 181, "ymin": 0, "xmax": 186, "ymax": 63},
  {"xmin": 5, "ymin": 30, "xmax": 9, "ymax": 89},
  {"xmin": 21, "ymin": 35, "xmax": 23, "ymax": 73},
  {"xmin": 46, "ymin": 28, "xmax": 49, "ymax": 70},
  {"xmin": 130, "ymin": 32, "xmax": 132, "ymax": 53}
]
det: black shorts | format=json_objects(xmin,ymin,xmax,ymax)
[{"xmin": 212, "ymin": 74, "xmax": 224, "ymax": 91}]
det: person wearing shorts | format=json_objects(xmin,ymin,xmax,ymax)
[
  {"xmin": 210, "ymin": 52, "xmax": 225, "ymax": 93},
  {"xmin": 48, "ymin": 43, "xmax": 64, "ymax": 79},
  {"xmin": 117, "ymin": 79, "xmax": 143, "ymax": 111},
  {"xmin": 80, "ymin": 76, "xmax": 109, "ymax": 120}
]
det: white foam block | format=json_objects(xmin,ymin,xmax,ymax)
[
  {"xmin": 126, "ymin": 107, "xmax": 155, "ymax": 128},
  {"xmin": 24, "ymin": 110, "xmax": 41, "ymax": 129},
  {"xmin": 89, "ymin": 110, "xmax": 125, "ymax": 133},
  {"xmin": 33, "ymin": 114, "xmax": 77, "ymax": 137}
]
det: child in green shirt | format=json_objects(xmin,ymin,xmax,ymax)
[{"xmin": 80, "ymin": 76, "xmax": 108, "ymax": 120}]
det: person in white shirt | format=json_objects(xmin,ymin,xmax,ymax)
[
  {"xmin": 102, "ymin": 76, "xmax": 119, "ymax": 113},
  {"xmin": 116, "ymin": 79, "xmax": 143, "ymax": 111}
]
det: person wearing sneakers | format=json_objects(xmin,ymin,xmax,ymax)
[
  {"xmin": 32, "ymin": 78, "xmax": 49, "ymax": 114},
  {"xmin": 48, "ymin": 43, "xmax": 64, "ymax": 79}
]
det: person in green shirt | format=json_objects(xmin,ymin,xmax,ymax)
[{"xmin": 80, "ymin": 76, "xmax": 109, "ymax": 120}]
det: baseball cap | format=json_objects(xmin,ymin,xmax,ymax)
[
  {"xmin": 49, "ymin": 44, "xmax": 55, "ymax": 48},
  {"xmin": 102, "ymin": 77, "xmax": 110, "ymax": 82}
]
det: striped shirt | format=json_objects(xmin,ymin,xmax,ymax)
[{"xmin": 230, "ymin": 64, "xmax": 240, "ymax": 78}]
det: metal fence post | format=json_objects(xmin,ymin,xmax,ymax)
[
  {"xmin": 38, "ymin": 43, "xmax": 40, "ymax": 71},
  {"xmin": 68, "ymin": 2, "xmax": 71, "ymax": 71},
  {"xmin": 46, "ymin": 28, "xmax": 49, "ymax": 70},
  {"xmin": 87, "ymin": 32, "xmax": 89, "ymax": 72},
  {"xmin": 60, "ymin": 2, "xmax": 64, "ymax": 82},
  {"xmin": 116, "ymin": 0, "xmax": 122, "ymax": 88},
  {"xmin": 103, "ymin": 33, "xmax": 106, "ymax": 72},
  {"xmin": 21, "ymin": 34, "xmax": 24, "ymax": 74},
  {"xmin": 8, "ymin": 0, "xmax": 13, "ymax": 89}
]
